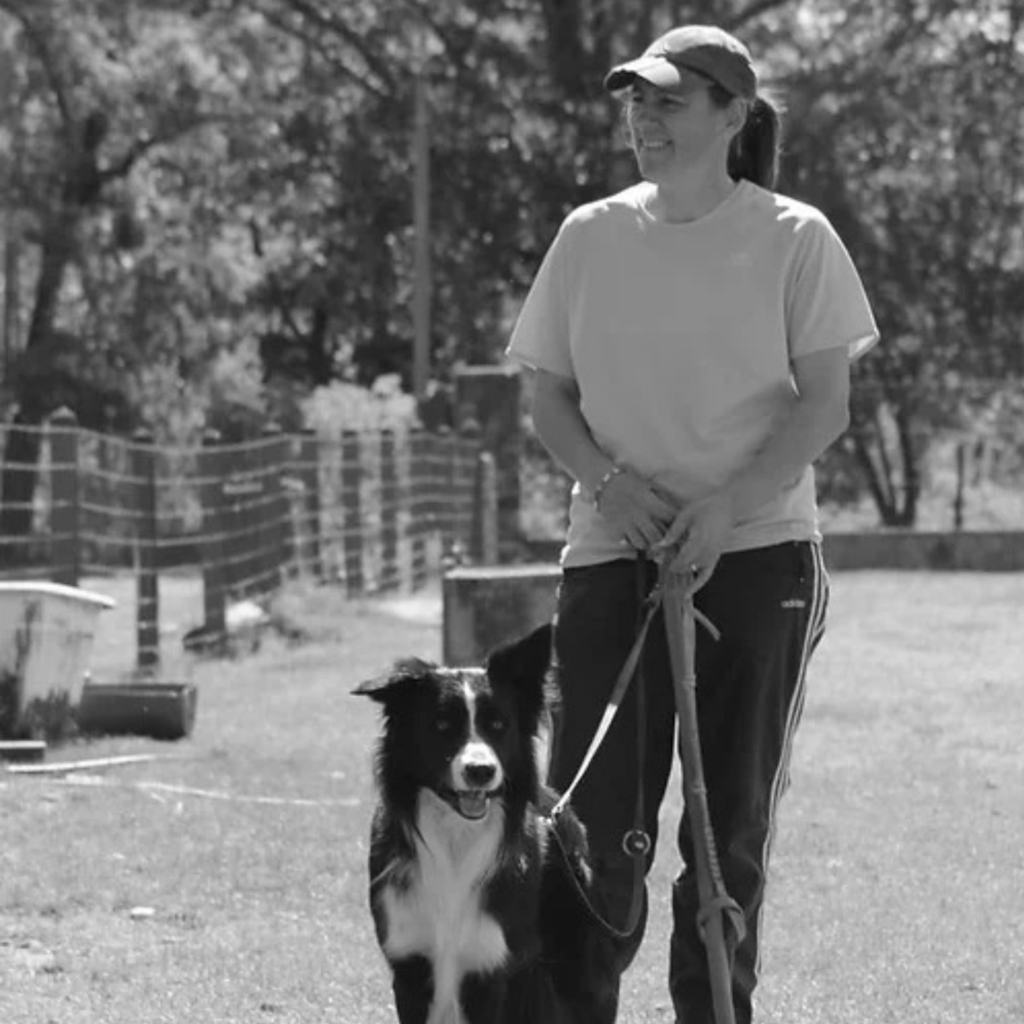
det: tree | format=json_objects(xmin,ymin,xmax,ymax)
[
  {"xmin": 3, "ymin": 0, "xmax": 1022, "ymax": 543},
  {"xmin": 245, "ymin": 0, "xmax": 795, "ymax": 388},
  {"xmin": 0, "ymin": 0, "xmax": 254, "ymax": 546},
  {"xmin": 778, "ymin": 0, "xmax": 1024, "ymax": 524}
]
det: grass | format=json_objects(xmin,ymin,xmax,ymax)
[{"xmin": 2, "ymin": 572, "xmax": 1023, "ymax": 1023}]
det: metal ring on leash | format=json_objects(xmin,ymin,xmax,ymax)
[{"xmin": 622, "ymin": 828, "xmax": 652, "ymax": 858}]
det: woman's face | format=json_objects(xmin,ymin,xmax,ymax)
[{"xmin": 625, "ymin": 72, "xmax": 736, "ymax": 183}]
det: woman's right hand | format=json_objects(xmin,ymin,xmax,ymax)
[
  {"xmin": 528, "ymin": 371, "xmax": 677, "ymax": 551},
  {"xmin": 594, "ymin": 468, "xmax": 677, "ymax": 551}
]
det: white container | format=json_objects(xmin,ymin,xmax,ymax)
[{"xmin": 0, "ymin": 581, "xmax": 116, "ymax": 738}]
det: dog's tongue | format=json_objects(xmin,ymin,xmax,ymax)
[{"xmin": 457, "ymin": 792, "xmax": 489, "ymax": 819}]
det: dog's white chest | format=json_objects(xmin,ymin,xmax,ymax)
[{"xmin": 380, "ymin": 793, "xmax": 508, "ymax": 1022}]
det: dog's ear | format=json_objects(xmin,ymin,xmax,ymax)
[
  {"xmin": 485, "ymin": 622, "xmax": 553, "ymax": 690},
  {"xmin": 352, "ymin": 658, "xmax": 436, "ymax": 703}
]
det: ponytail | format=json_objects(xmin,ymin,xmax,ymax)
[{"xmin": 727, "ymin": 95, "xmax": 782, "ymax": 189}]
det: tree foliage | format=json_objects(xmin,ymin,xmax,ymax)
[
  {"xmin": 779, "ymin": 0, "xmax": 1024, "ymax": 523},
  {"xmin": 1, "ymin": 0, "xmax": 1022, "ymax": 538},
  {"xmin": 0, "ymin": 0, "xmax": 263, "ymax": 538}
]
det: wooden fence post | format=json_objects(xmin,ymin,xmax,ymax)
[
  {"xmin": 200, "ymin": 430, "xmax": 226, "ymax": 641},
  {"xmin": 260, "ymin": 424, "xmax": 286, "ymax": 595},
  {"xmin": 223, "ymin": 441, "xmax": 256, "ymax": 598},
  {"xmin": 341, "ymin": 429, "xmax": 364, "ymax": 597},
  {"xmin": 380, "ymin": 429, "xmax": 399, "ymax": 591},
  {"xmin": 455, "ymin": 421, "xmax": 481, "ymax": 558},
  {"xmin": 953, "ymin": 441, "xmax": 966, "ymax": 531},
  {"xmin": 132, "ymin": 428, "xmax": 159, "ymax": 672},
  {"xmin": 49, "ymin": 407, "xmax": 79, "ymax": 586},
  {"xmin": 434, "ymin": 426, "xmax": 454, "ymax": 547},
  {"xmin": 470, "ymin": 451, "xmax": 499, "ymax": 565},
  {"xmin": 442, "ymin": 425, "xmax": 468, "ymax": 563},
  {"xmin": 298, "ymin": 428, "xmax": 323, "ymax": 580},
  {"xmin": 409, "ymin": 428, "xmax": 430, "ymax": 590}
]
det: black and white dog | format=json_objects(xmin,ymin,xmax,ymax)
[{"xmin": 353, "ymin": 624, "xmax": 613, "ymax": 1024}]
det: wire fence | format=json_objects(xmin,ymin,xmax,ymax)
[
  {"xmin": 0, "ymin": 411, "xmax": 489, "ymax": 679},
  {"xmin": 519, "ymin": 425, "xmax": 1024, "ymax": 536},
  {"xmin": 3, "ymin": 397, "xmax": 1022, "ymax": 682}
]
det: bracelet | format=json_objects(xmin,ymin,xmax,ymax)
[{"xmin": 591, "ymin": 464, "xmax": 625, "ymax": 510}]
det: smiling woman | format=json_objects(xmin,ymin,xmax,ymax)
[
  {"xmin": 625, "ymin": 77, "xmax": 733, "ymax": 186},
  {"xmin": 505, "ymin": 21, "xmax": 879, "ymax": 1024},
  {"xmin": 614, "ymin": 50, "xmax": 782, "ymax": 216}
]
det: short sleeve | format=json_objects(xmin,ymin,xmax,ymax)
[
  {"xmin": 505, "ymin": 222, "xmax": 575, "ymax": 379},
  {"xmin": 785, "ymin": 214, "xmax": 879, "ymax": 363}
]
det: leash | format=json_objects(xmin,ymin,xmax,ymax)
[
  {"xmin": 548, "ymin": 565, "xmax": 720, "ymax": 823},
  {"xmin": 661, "ymin": 564, "xmax": 745, "ymax": 1024},
  {"xmin": 548, "ymin": 560, "xmax": 658, "ymax": 939},
  {"xmin": 547, "ymin": 558, "xmax": 744, "ymax": 1024},
  {"xmin": 547, "ymin": 559, "xmax": 720, "ymax": 943}
]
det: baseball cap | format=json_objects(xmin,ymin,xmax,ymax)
[{"xmin": 604, "ymin": 25, "xmax": 757, "ymax": 99}]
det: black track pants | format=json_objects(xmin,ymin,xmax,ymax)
[{"xmin": 549, "ymin": 542, "xmax": 829, "ymax": 1024}]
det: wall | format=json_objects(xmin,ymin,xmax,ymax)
[
  {"xmin": 520, "ymin": 532, "xmax": 1024, "ymax": 572},
  {"xmin": 822, "ymin": 530, "xmax": 1024, "ymax": 571}
]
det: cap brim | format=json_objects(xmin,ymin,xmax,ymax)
[
  {"xmin": 605, "ymin": 51, "xmax": 756, "ymax": 98},
  {"xmin": 604, "ymin": 57, "xmax": 684, "ymax": 93}
]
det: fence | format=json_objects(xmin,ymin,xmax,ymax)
[{"xmin": 0, "ymin": 409, "xmax": 493, "ymax": 675}]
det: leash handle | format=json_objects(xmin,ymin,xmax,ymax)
[
  {"xmin": 662, "ymin": 572, "xmax": 743, "ymax": 1024},
  {"xmin": 548, "ymin": 561, "xmax": 728, "ymax": 946}
]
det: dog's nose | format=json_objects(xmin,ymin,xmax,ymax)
[{"xmin": 463, "ymin": 762, "xmax": 497, "ymax": 788}]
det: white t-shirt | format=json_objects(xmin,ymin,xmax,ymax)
[{"xmin": 506, "ymin": 179, "xmax": 879, "ymax": 568}]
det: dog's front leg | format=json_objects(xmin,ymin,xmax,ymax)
[
  {"xmin": 391, "ymin": 955, "xmax": 433, "ymax": 1024},
  {"xmin": 460, "ymin": 971, "xmax": 508, "ymax": 1023}
]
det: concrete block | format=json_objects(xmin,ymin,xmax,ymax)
[
  {"xmin": 77, "ymin": 682, "xmax": 197, "ymax": 741},
  {"xmin": 442, "ymin": 564, "xmax": 561, "ymax": 666}
]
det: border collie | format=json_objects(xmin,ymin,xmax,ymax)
[{"xmin": 353, "ymin": 624, "xmax": 613, "ymax": 1024}]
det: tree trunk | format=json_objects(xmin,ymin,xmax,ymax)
[
  {"xmin": 0, "ymin": 209, "xmax": 76, "ymax": 548},
  {"xmin": 848, "ymin": 409, "xmax": 921, "ymax": 528},
  {"xmin": 849, "ymin": 424, "xmax": 897, "ymax": 525},
  {"xmin": 894, "ymin": 403, "xmax": 919, "ymax": 526},
  {"xmin": 2, "ymin": 231, "xmax": 21, "ymax": 382}
]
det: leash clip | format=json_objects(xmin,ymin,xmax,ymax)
[{"xmin": 622, "ymin": 828, "xmax": 652, "ymax": 858}]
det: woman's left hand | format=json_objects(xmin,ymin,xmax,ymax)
[{"xmin": 651, "ymin": 490, "xmax": 736, "ymax": 594}]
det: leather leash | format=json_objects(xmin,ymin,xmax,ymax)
[
  {"xmin": 547, "ymin": 559, "xmax": 719, "ymax": 942},
  {"xmin": 548, "ymin": 559, "xmax": 658, "ymax": 939},
  {"xmin": 661, "ymin": 564, "xmax": 745, "ymax": 1024},
  {"xmin": 547, "ymin": 558, "xmax": 744, "ymax": 1024}
]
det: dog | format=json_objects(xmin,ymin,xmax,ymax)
[{"xmin": 353, "ymin": 623, "xmax": 615, "ymax": 1024}]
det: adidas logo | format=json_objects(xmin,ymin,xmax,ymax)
[{"xmin": 781, "ymin": 598, "xmax": 806, "ymax": 609}]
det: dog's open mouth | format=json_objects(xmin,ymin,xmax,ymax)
[{"xmin": 440, "ymin": 788, "xmax": 498, "ymax": 820}]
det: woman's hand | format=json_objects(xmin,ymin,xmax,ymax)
[
  {"xmin": 652, "ymin": 490, "xmax": 737, "ymax": 593},
  {"xmin": 595, "ymin": 469, "xmax": 677, "ymax": 552}
]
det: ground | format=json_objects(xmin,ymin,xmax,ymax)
[{"xmin": 1, "ymin": 572, "xmax": 1023, "ymax": 1023}]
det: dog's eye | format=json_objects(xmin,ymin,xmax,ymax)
[
  {"xmin": 435, "ymin": 717, "xmax": 455, "ymax": 734},
  {"xmin": 483, "ymin": 715, "xmax": 507, "ymax": 734}
]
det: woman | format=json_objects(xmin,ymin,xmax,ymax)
[{"xmin": 506, "ymin": 24, "xmax": 878, "ymax": 1024}]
